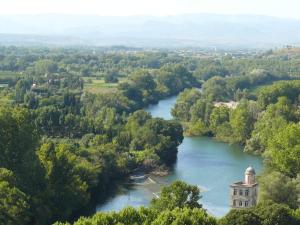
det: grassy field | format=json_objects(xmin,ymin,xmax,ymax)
[
  {"xmin": 83, "ymin": 77, "xmax": 127, "ymax": 94},
  {"xmin": 0, "ymin": 71, "xmax": 23, "ymax": 78}
]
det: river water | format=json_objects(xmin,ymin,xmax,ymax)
[{"xmin": 96, "ymin": 96, "xmax": 263, "ymax": 217}]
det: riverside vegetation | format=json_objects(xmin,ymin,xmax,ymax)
[{"xmin": 0, "ymin": 46, "xmax": 300, "ymax": 225}]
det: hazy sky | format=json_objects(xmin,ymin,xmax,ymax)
[{"xmin": 1, "ymin": 0, "xmax": 299, "ymax": 19}]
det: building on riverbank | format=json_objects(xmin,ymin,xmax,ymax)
[
  {"xmin": 230, "ymin": 167, "xmax": 258, "ymax": 208},
  {"xmin": 213, "ymin": 101, "xmax": 238, "ymax": 109}
]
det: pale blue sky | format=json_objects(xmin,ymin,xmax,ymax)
[{"xmin": 1, "ymin": 0, "xmax": 299, "ymax": 19}]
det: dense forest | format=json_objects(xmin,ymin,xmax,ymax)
[
  {"xmin": 0, "ymin": 46, "xmax": 198, "ymax": 224},
  {"xmin": 170, "ymin": 48, "xmax": 300, "ymax": 224},
  {"xmin": 1, "ymin": 46, "xmax": 300, "ymax": 225}
]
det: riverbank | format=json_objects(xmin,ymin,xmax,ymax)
[{"xmin": 95, "ymin": 91, "xmax": 263, "ymax": 217}]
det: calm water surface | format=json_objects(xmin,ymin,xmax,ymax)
[{"xmin": 96, "ymin": 96, "xmax": 262, "ymax": 217}]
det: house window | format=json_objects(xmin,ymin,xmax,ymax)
[
  {"xmin": 239, "ymin": 201, "xmax": 243, "ymax": 206},
  {"xmin": 239, "ymin": 189, "xmax": 243, "ymax": 196},
  {"xmin": 233, "ymin": 189, "xmax": 237, "ymax": 195},
  {"xmin": 245, "ymin": 189, "xmax": 249, "ymax": 196},
  {"xmin": 233, "ymin": 200, "xmax": 236, "ymax": 206},
  {"xmin": 245, "ymin": 201, "xmax": 249, "ymax": 207}
]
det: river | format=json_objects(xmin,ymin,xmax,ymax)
[{"xmin": 96, "ymin": 96, "xmax": 263, "ymax": 217}]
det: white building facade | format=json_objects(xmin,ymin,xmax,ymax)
[{"xmin": 230, "ymin": 167, "xmax": 258, "ymax": 208}]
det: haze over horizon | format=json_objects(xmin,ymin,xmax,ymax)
[
  {"xmin": 1, "ymin": 0, "xmax": 300, "ymax": 48},
  {"xmin": 0, "ymin": 0, "xmax": 300, "ymax": 20}
]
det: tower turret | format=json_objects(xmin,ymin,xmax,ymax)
[{"xmin": 245, "ymin": 166, "xmax": 255, "ymax": 185}]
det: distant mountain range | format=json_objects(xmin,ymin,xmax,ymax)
[{"xmin": 1, "ymin": 14, "xmax": 300, "ymax": 48}]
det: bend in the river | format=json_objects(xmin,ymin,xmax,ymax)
[{"xmin": 96, "ymin": 95, "xmax": 262, "ymax": 217}]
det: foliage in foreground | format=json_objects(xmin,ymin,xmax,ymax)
[
  {"xmin": 56, "ymin": 182, "xmax": 300, "ymax": 225},
  {"xmin": 0, "ymin": 106, "xmax": 183, "ymax": 224}
]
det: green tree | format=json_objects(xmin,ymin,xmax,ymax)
[
  {"xmin": 131, "ymin": 119, "xmax": 183, "ymax": 164},
  {"xmin": 0, "ymin": 106, "xmax": 44, "ymax": 195},
  {"xmin": 171, "ymin": 88, "xmax": 202, "ymax": 121},
  {"xmin": 218, "ymin": 209, "xmax": 262, "ymax": 225},
  {"xmin": 190, "ymin": 99, "xmax": 214, "ymax": 125},
  {"xmin": 104, "ymin": 70, "xmax": 119, "ymax": 83},
  {"xmin": 258, "ymin": 171, "xmax": 300, "ymax": 209},
  {"xmin": 152, "ymin": 207, "xmax": 217, "ymax": 225},
  {"xmin": 230, "ymin": 100, "xmax": 255, "ymax": 144},
  {"xmin": 15, "ymin": 78, "xmax": 31, "ymax": 103},
  {"xmin": 257, "ymin": 80, "xmax": 300, "ymax": 108},
  {"xmin": 151, "ymin": 181, "xmax": 202, "ymax": 211},
  {"xmin": 35, "ymin": 59, "xmax": 58, "ymax": 75},
  {"xmin": 35, "ymin": 106, "xmax": 62, "ymax": 136},
  {"xmin": 157, "ymin": 64, "xmax": 198, "ymax": 96},
  {"xmin": 254, "ymin": 201, "xmax": 299, "ymax": 225},
  {"xmin": 245, "ymin": 97, "xmax": 293, "ymax": 154},
  {"xmin": 37, "ymin": 142, "xmax": 89, "ymax": 222},
  {"xmin": 202, "ymin": 76, "xmax": 231, "ymax": 101},
  {"xmin": 0, "ymin": 168, "xmax": 30, "ymax": 225},
  {"xmin": 24, "ymin": 91, "xmax": 39, "ymax": 109},
  {"xmin": 209, "ymin": 106, "xmax": 230, "ymax": 133},
  {"xmin": 265, "ymin": 124, "xmax": 300, "ymax": 177}
]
